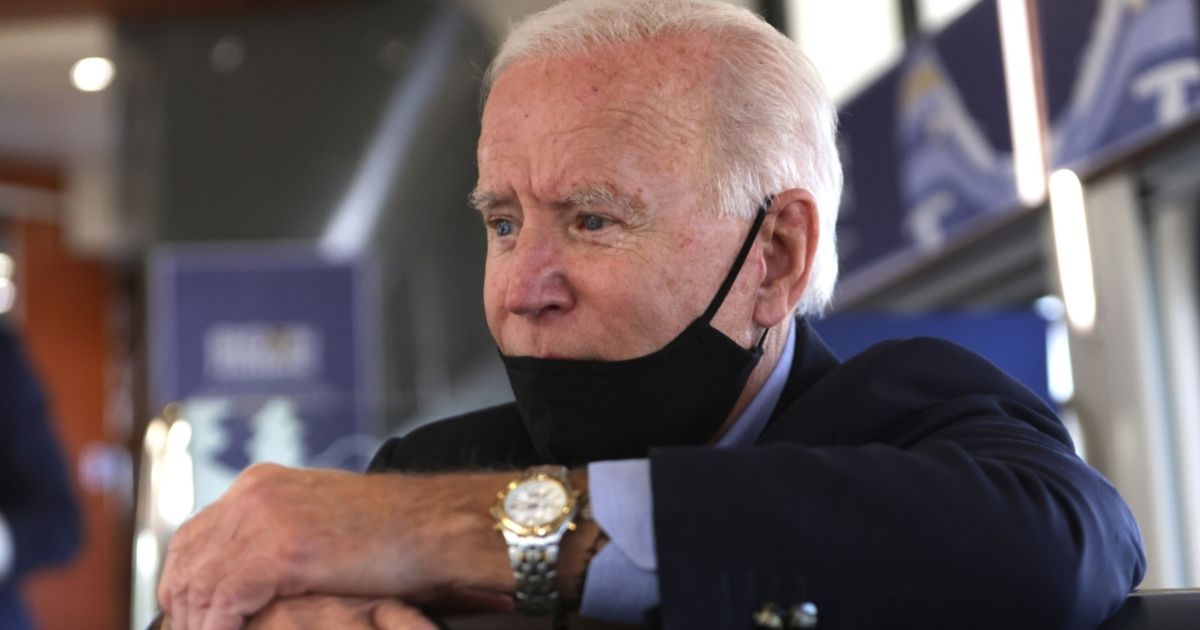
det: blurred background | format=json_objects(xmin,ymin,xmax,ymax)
[{"xmin": 0, "ymin": 0, "xmax": 1197, "ymax": 627}]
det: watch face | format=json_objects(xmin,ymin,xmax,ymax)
[{"xmin": 504, "ymin": 478, "xmax": 569, "ymax": 528}]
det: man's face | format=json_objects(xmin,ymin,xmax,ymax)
[{"xmin": 475, "ymin": 36, "xmax": 764, "ymax": 361}]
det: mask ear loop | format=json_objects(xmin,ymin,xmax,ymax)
[
  {"xmin": 700, "ymin": 197, "xmax": 773, "ymax": 325},
  {"xmin": 755, "ymin": 325, "xmax": 770, "ymax": 351}
]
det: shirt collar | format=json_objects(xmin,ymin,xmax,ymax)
[{"xmin": 715, "ymin": 322, "xmax": 797, "ymax": 448}]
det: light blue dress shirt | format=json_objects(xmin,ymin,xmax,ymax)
[{"xmin": 580, "ymin": 323, "xmax": 797, "ymax": 622}]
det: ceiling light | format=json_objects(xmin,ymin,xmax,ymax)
[
  {"xmin": 210, "ymin": 36, "xmax": 246, "ymax": 75},
  {"xmin": 998, "ymin": 0, "xmax": 1049, "ymax": 207},
  {"xmin": 1048, "ymin": 169, "xmax": 1097, "ymax": 333},
  {"xmin": 0, "ymin": 278, "xmax": 15, "ymax": 314},
  {"xmin": 70, "ymin": 57, "xmax": 116, "ymax": 92}
]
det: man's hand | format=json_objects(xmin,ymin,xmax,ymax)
[
  {"xmin": 157, "ymin": 463, "xmax": 518, "ymax": 630},
  {"xmin": 244, "ymin": 595, "xmax": 438, "ymax": 630},
  {"xmin": 155, "ymin": 596, "xmax": 440, "ymax": 630}
]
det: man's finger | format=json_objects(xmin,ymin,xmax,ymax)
[
  {"xmin": 187, "ymin": 594, "xmax": 205, "ymax": 630},
  {"xmin": 196, "ymin": 555, "xmax": 287, "ymax": 630},
  {"xmin": 157, "ymin": 566, "xmax": 173, "ymax": 615},
  {"xmin": 169, "ymin": 580, "xmax": 192, "ymax": 630},
  {"xmin": 372, "ymin": 600, "xmax": 439, "ymax": 630},
  {"xmin": 158, "ymin": 525, "xmax": 191, "ymax": 614}
]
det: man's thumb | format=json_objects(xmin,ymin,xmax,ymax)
[{"xmin": 372, "ymin": 600, "xmax": 439, "ymax": 630}]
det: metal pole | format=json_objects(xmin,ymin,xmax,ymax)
[{"xmin": 899, "ymin": 0, "xmax": 920, "ymax": 43}]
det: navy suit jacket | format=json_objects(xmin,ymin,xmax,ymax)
[
  {"xmin": 0, "ymin": 326, "xmax": 81, "ymax": 630},
  {"xmin": 369, "ymin": 318, "xmax": 1145, "ymax": 629}
]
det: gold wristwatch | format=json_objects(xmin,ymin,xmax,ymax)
[{"xmin": 491, "ymin": 465, "xmax": 583, "ymax": 615}]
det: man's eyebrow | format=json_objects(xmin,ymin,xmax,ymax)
[
  {"xmin": 561, "ymin": 186, "xmax": 644, "ymax": 212},
  {"xmin": 468, "ymin": 186, "xmax": 646, "ymax": 214},
  {"xmin": 468, "ymin": 189, "xmax": 506, "ymax": 213}
]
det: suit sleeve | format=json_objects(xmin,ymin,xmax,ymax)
[
  {"xmin": 366, "ymin": 404, "xmax": 540, "ymax": 474},
  {"xmin": 0, "ymin": 330, "xmax": 81, "ymax": 584},
  {"xmin": 649, "ymin": 338, "xmax": 1145, "ymax": 630}
]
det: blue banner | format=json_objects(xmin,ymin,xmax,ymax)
[
  {"xmin": 1042, "ymin": 0, "xmax": 1200, "ymax": 169},
  {"xmin": 837, "ymin": 0, "xmax": 1015, "ymax": 280},
  {"xmin": 150, "ymin": 244, "xmax": 380, "ymax": 508},
  {"xmin": 836, "ymin": 0, "xmax": 1200, "ymax": 286},
  {"xmin": 812, "ymin": 310, "xmax": 1052, "ymax": 407}
]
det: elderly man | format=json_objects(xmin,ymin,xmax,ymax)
[{"xmin": 157, "ymin": 1, "xmax": 1145, "ymax": 628}]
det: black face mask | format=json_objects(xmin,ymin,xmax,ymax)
[{"xmin": 500, "ymin": 204, "xmax": 769, "ymax": 466}]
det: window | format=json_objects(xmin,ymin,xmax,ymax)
[
  {"xmin": 785, "ymin": 0, "xmax": 905, "ymax": 104},
  {"xmin": 918, "ymin": 0, "xmax": 981, "ymax": 32}
]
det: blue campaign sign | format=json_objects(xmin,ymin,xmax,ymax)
[
  {"xmin": 837, "ymin": 0, "xmax": 1016, "ymax": 281},
  {"xmin": 837, "ymin": 0, "xmax": 1200, "ymax": 287},
  {"xmin": 1043, "ymin": 0, "xmax": 1200, "ymax": 170},
  {"xmin": 150, "ymin": 244, "xmax": 380, "ymax": 509},
  {"xmin": 812, "ymin": 310, "xmax": 1052, "ymax": 407}
]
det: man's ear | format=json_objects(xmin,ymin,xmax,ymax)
[{"xmin": 754, "ymin": 188, "xmax": 819, "ymax": 328}]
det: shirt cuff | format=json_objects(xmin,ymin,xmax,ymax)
[
  {"xmin": 580, "ymin": 459, "xmax": 660, "ymax": 622},
  {"xmin": 0, "ymin": 511, "xmax": 14, "ymax": 581}
]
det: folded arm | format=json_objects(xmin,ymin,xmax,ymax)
[
  {"xmin": 155, "ymin": 464, "xmax": 598, "ymax": 630},
  {"xmin": 650, "ymin": 339, "xmax": 1146, "ymax": 629}
]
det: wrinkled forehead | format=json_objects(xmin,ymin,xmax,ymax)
[{"xmin": 477, "ymin": 35, "xmax": 721, "ymax": 188}]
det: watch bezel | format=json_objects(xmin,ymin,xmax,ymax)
[{"xmin": 492, "ymin": 471, "xmax": 580, "ymax": 537}]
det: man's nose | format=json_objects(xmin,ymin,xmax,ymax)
[{"xmin": 504, "ymin": 226, "xmax": 575, "ymax": 317}]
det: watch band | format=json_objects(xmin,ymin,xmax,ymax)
[{"xmin": 508, "ymin": 538, "xmax": 562, "ymax": 614}]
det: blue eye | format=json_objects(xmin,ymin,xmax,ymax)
[
  {"xmin": 582, "ymin": 215, "xmax": 607, "ymax": 231},
  {"xmin": 492, "ymin": 219, "xmax": 514, "ymax": 237}
]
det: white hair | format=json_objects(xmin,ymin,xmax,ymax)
[{"xmin": 481, "ymin": 0, "xmax": 843, "ymax": 315}]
